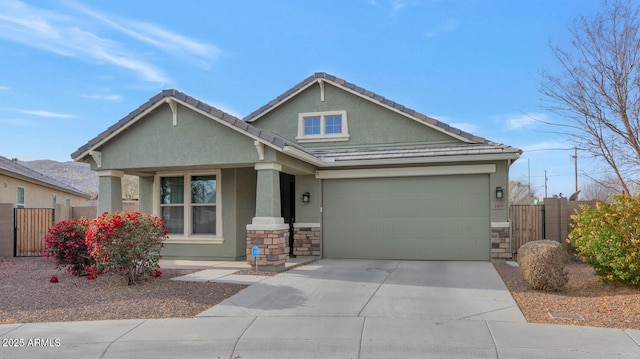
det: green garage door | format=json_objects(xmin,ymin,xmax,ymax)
[{"xmin": 322, "ymin": 174, "xmax": 490, "ymax": 260}]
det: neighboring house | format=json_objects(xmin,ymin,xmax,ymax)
[
  {"xmin": 0, "ymin": 156, "xmax": 91, "ymax": 209},
  {"xmin": 72, "ymin": 73, "xmax": 521, "ymax": 268}
]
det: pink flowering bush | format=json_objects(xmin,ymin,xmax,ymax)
[
  {"xmin": 42, "ymin": 218, "xmax": 94, "ymax": 276},
  {"xmin": 85, "ymin": 212, "xmax": 167, "ymax": 285}
]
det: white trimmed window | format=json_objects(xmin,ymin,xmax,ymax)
[
  {"xmin": 156, "ymin": 170, "xmax": 222, "ymax": 242},
  {"xmin": 296, "ymin": 110, "xmax": 349, "ymax": 142}
]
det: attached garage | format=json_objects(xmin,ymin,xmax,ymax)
[{"xmin": 322, "ymin": 173, "xmax": 491, "ymax": 261}]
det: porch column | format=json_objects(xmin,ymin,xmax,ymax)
[
  {"xmin": 138, "ymin": 176, "xmax": 154, "ymax": 214},
  {"xmin": 246, "ymin": 163, "xmax": 289, "ymax": 271},
  {"xmin": 97, "ymin": 170, "xmax": 123, "ymax": 214}
]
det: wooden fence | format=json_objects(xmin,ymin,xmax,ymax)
[
  {"xmin": 509, "ymin": 198, "xmax": 598, "ymax": 257},
  {"xmin": 14, "ymin": 208, "xmax": 54, "ymax": 257},
  {"xmin": 509, "ymin": 205, "xmax": 545, "ymax": 255}
]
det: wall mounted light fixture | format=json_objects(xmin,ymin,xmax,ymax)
[
  {"xmin": 302, "ymin": 192, "xmax": 310, "ymax": 203},
  {"xmin": 495, "ymin": 187, "xmax": 504, "ymax": 199}
]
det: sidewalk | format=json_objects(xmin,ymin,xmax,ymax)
[{"xmin": 1, "ymin": 259, "xmax": 639, "ymax": 359}]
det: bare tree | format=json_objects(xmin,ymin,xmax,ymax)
[
  {"xmin": 510, "ymin": 180, "xmax": 537, "ymax": 204},
  {"xmin": 541, "ymin": 0, "xmax": 640, "ymax": 194},
  {"xmin": 122, "ymin": 175, "xmax": 139, "ymax": 201}
]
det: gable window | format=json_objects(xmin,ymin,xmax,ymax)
[
  {"xmin": 157, "ymin": 171, "xmax": 222, "ymax": 242},
  {"xmin": 297, "ymin": 110, "xmax": 349, "ymax": 142},
  {"xmin": 17, "ymin": 187, "xmax": 24, "ymax": 208}
]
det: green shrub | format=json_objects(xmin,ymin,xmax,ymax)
[
  {"xmin": 518, "ymin": 240, "xmax": 569, "ymax": 291},
  {"xmin": 42, "ymin": 218, "xmax": 93, "ymax": 276},
  {"xmin": 567, "ymin": 195, "xmax": 640, "ymax": 286},
  {"xmin": 85, "ymin": 212, "xmax": 168, "ymax": 285}
]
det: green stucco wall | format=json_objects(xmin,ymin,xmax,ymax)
[
  {"xmin": 252, "ymin": 83, "xmax": 461, "ymax": 148},
  {"xmin": 97, "ymin": 105, "xmax": 260, "ymax": 171},
  {"xmin": 295, "ymin": 175, "xmax": 321, "ymax": 223}
]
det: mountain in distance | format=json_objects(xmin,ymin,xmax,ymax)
[{"xmin": 19, "ymin": 159, "xmax": 98, "ymax": 195}]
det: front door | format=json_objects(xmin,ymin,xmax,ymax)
[{"xmin": 279, "ymin": 173, "xmax": 296, "ymax": 257}]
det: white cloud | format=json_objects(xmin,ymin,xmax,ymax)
[
  {"xmin": 14, "ymin": 109, "xmax": 75, "ymax": 118},
  {"xmin": 506, "ymin": 113, "xmax": 548, "ymax": 130},
  {"xmin": 66, "ymin": 0, "xmax": 221, "ymax": 70},
  {"xmin": 80, "ymin": 93, "xmax": 122, "ymax": 101},
  {"xmin": 0, "ymin": 0, "xmax": 222, "ymax": 84},
  {"xmin": 0, "ymin": 86, "xmax": 9, "ymax": 90}
]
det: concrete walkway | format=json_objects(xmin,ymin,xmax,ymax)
[{"xmin": 1, "ymin": 259, "xmax": 639, "ymax": 358}]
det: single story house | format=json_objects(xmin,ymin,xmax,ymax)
[
  {"xmin": 72, "ymin": 73, "xmax": 521, "ymax": 268},
  {"xmin": 0, "ymin": 156, "xmax": 91, "ymax": 209},
  {"xmin": 0, "ymin": 156, "xmax": 92, "ymax": 257}
]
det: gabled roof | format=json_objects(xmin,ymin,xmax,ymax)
[
  {"xmin": 0, "ymin": 156, "xmax": 91, "ymax": 198},
  {"xmin": 72, "ymin": 75, "xmax": 521, "ymax": 167},
  {"xmin": 244, "ymin": 72, "xmax": 490, "ymax": 144},
  {"xmin": 71, "ymin": 89, "xmax": 305, "ymax": 162}
]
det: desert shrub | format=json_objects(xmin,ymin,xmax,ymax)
[
  {"xmin": 42, "ymin": 218, "xmax": 93, "ymax": 276},
  {"xmin": 518, "ymin": 240, "xmax": 569, "ymax": 291},
  {"xmin": 85, "ymin": 212, "xmax": 167, "ymax": 285},
  {"xmin": 567, "ymin": 195, "xmax": 640, "ymax": 286}
]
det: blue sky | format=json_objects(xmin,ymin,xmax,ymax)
[{"xmin": 0, "ymin": 0, "xmax": 610, "ymax": 198}]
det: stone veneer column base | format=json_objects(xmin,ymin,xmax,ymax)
[
  {"xmin": 246, "ymin": 229, "xmax": 289, "ymax": 271},
  {"xmin": 293, "ymin": 224, "xmax": 321, "ymax": 256},
  {"xmin": 491, "ymin": 222, "xmax": 511, "ymax": 260}
]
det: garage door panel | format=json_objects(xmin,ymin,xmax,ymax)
[{"xmin": 323, "ymin": 175, "xmax": 490, "ymax": 260}]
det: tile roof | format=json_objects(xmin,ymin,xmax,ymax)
[
  {"xmin": 71, "ymin": 89, "xmax": 298, "ymax": 160},
  {"xmin": 310, "ymin": 143, "xmax": 522, "ymax": 162},
  {"xmin": 0, "ymin": 156, "xmax": 91, "ymax": 198},
  {"xmin": 72, "ymin": 75, "xmax": 521, "ymax": 166},
  {"xmin": 243, "ymin": 72, "xmax": 490, "ymax": 144}
]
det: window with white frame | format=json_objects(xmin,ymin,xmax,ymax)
[
  {"xmin": 296, "ymin": 110, "xmax": 349, "ymax": 142},
  {"xmin": 158, "ymin": 171, "xmax": 221, "ymax": 239}
]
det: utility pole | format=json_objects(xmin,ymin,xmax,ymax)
[
  {"xmin": 572, "ymin": 146, "xmax": 578, "ymax": 192},
  {"xmin": 544, "ymin": 170, "xmax": 548, "ymax": 198}
]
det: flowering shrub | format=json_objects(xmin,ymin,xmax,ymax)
[
  {"xmin": 567, "ymin": 195, "xmax": 640, "ymax": 286},
  {"xmin": 85, "ymin": 212, "xmax": 167, "ymax": 285},
  {"xmin": 42, "ymin": 218, "xmax": 93, "ymax": 276}
]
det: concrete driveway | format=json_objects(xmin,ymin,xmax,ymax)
[
  {"xmin": 5, "ymin": 260, "xmax": 640, "ymax": 358},
  {"xmin": 199, "ymin": 259, "xmax": 525, "ymax": 321}
]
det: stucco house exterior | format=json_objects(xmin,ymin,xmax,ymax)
[
  {"xmin": 72, "ymin": 73, "xmax": 521, "ymax": 268},
  {"xmin": 0, "ymin": 156, "xmax": 91, "ymax": 209}
]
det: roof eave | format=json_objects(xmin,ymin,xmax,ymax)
[{"xmin": 317, "ymin": 152, "xmax": 522, "ymax": 167}]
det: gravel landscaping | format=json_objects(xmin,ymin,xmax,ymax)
[
  {"xmin": 0, "ymin": 257, "xmax": 247, "ymax": 324},
  {"xmin": 494, "ymin": 259, "xmax": 640, "ymax": 330},
  {"xmin": 2, "ymin": 256, "xmax": 640, "ymax": 330}
]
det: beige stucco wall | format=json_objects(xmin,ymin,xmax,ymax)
[{"xmin": 0, "ymin": 174, "xmax": 90, "ymax": 209}]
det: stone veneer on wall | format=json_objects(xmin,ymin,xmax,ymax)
[
  {"xmin": 491, "ymin": 224, "xmax": 511, "ymax": 259},
  {"xmin": 246, "ymin": 229, "xmax": 289, "ymax": 269},
  {"xmin": 293, "ymin": 226, "xmax": 321, "ymax": 256}
]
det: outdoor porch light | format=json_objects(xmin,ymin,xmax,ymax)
[
  {"xmin": 302, "ymin": 192, "xmax": 310, "ymax": 203},
  {"xmin": 496, "ymin": 187, "xmax": 504, "ymax": 199}
]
